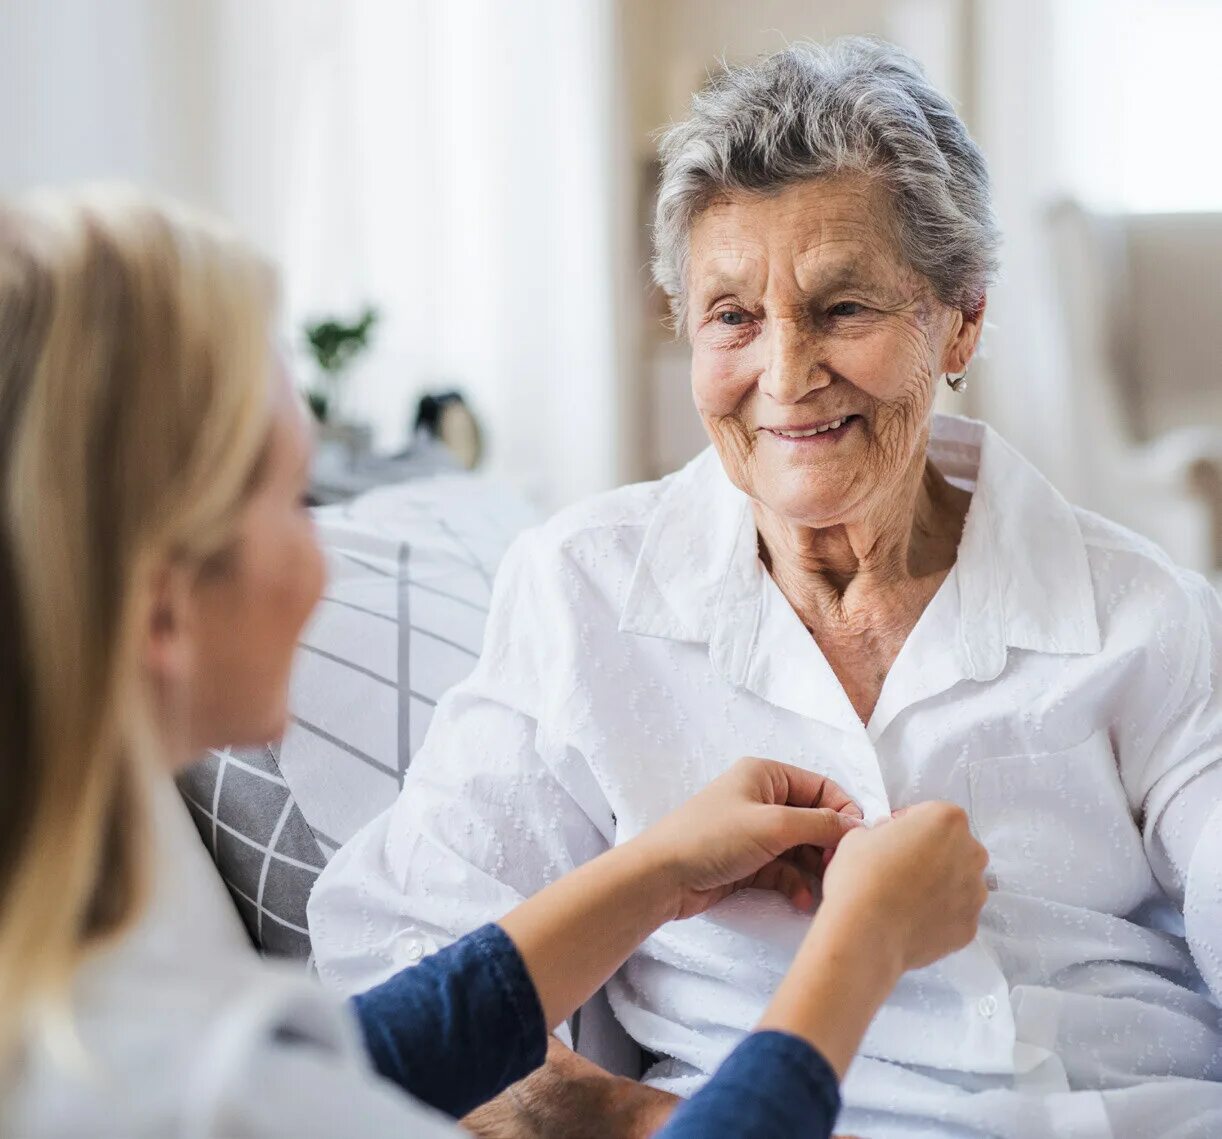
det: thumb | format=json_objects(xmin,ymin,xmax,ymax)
[{"xmin": 773, "ymin": 805, "xmax": 862, "ymax": 850}]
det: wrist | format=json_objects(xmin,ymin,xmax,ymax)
[
  {"xmin": 606, "ymin": 1075, "xmax": 678, "ymax": 1139},
  {"xmin": 603, "ymin": 836, "xmax": 687, "ymax": 926},
  {"xmin": 808, "ymin": 899, "xmax": 906, "ymax": 989},
  {"xmin": 756, "ymin": 903, "xmax": 905, "ymax": 1078}
]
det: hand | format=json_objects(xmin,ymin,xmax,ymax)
[
  {"xmin": 463, "ymin": 1081, "xmax": 676, "ymax": 1139},
  {"xmin": 624, "ymin": 1084, "xmax": 679, "ymax": 1139},
  {"xmin": 629, "ymin": 757, "xmax": 863, "ymax": 921},
  {"xmin": 819, "ymin": 801, "xmax": 989, "ymax": 973},
  {"xmin": 461, "ymin": 1039, "xmax": 678, "ymax": 1139}
]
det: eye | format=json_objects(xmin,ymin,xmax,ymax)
[
  {"xmin": 716, "ymin": 308, "xmax": 749, "ymax": 327},
  {"xmin": 828, "ymin": 301, "xmax": 865, "ymax": 318}
]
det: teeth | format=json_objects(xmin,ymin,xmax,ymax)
[{"xmin": 774, "ymin": 417, "xmax": 846, "ymax": 438}]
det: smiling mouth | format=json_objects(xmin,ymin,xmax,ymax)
[{"xmin": 760, "ymin": 414, "xmax": 862, "ymax": 440}]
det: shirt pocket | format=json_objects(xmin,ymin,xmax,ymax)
[{"xmin": 967, "ymin": 729, "xmax": 1152, "ymax": 913}]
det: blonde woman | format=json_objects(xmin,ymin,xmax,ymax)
[{"xmin": 0, "ymin": 188, "xmax": 988, "ymax": 1139}]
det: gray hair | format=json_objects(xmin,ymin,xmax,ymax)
[{"xmin": 653, "ymin": 37, "xmax": 1000, "ymax": 329}]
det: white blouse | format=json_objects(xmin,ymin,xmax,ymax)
[
  {"xmin": 311, "ymin": 414, "xmax": 1222, "ymax": 1139},
  {"xmin": 6, "ymin": 781, "xmax": 460, "ymax": 1139}
]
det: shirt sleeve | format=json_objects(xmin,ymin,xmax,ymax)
[
  {"xmin": 350, "ymin": 923, "xmax": 547, "ymax": 1119},
  {"xmin": 1134, "ymin": 573, "xmax": 1222, "ymax": 1000},
  {"xmin": 655, "ymin": 1032, "xmax": 842, "ymax": 1139},
  {"xmin": 309, "ymin": 528, "xmax": 614, "ymax": 998}
]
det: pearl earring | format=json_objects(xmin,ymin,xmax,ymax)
[{"xmin": 946, "ymin": 368, "xmax": 969, "ymax": 393}]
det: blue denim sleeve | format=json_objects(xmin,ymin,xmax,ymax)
[
  {"xmin": 655, "ymin": 1031, "xmax": 842, "ymax": 1139},
  {"xmin": 350, "ymin": 923, "xmax": 547, "ymax": 1119}
]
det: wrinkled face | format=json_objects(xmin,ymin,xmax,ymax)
[
  {"xmin": 186, "ymin": 372, "xmax": 325, "ymax": 752},
  {"xmin": 687, "ymin": 176, "xmax": 978, "ymax": 528}
]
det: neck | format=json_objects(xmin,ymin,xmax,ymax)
[
  {"xmin": 755, "ymin": 449, "xmax": 968, "ymax": 626},
  {"xmin": 152, "ymin": 724, "xmax": 198, "ymax": 774},
  {"xmin": 150, "ymin": 682, "xmax": 204, "ymax": 774}
]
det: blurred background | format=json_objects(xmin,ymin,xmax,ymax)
[{"xmin": 2, "ymin": 0, "xmax": 1220, "ymax": 578}]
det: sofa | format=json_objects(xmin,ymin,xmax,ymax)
[
  {"xmin": 172, "ymin": 468, "xmax": 642, "ymax": 1077},
  {"xmin": 1048, "ymin": 200, "xmax": 1222, "ymax": 583}
]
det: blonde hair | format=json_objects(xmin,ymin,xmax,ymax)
[{"xmin": 0, "ymin": 187, "xmax": 277, "ymax": 1064}]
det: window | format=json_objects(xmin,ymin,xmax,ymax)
[{"xmin": 1057, "ymin": 1, "xmax": 1222, "ymax": 212}]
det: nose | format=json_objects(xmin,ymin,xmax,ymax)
[{"xmin": 757, "ymin": 317, "xmax": 831, "ymax": 404}]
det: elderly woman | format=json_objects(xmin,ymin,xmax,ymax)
[{"xmin": 311, "ymin": 38, "xmax": 1222, "ymax": 1139}]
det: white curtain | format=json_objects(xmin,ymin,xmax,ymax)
[
  {"xmin": 964, "ymin": 0, "xmax": 1080, "ymax": 497},
  {"xmin": 1057, "ymin": 0, "xmax": 1222, "ymax": 214},
  {"xmin": 966, "ymin": 0, "xmax": 1222, "ymax": 508},
  {"xmin": 214, "ymin": 0, "xmax": 624, "ymax": 508},
  {"xmin": 0, "ymin": 0, "xmax": 623, "ymax": 508}
]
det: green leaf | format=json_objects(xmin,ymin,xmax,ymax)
[{"xmin": 303, "ymin": 305, "xmax": 380, "ymax": 375}]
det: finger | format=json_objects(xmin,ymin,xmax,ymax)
[
  {"xmin": 764, "ymin": 761, "xmax": 864, "ymax": 816},
  {"xmin": 743, "ymin": 858, "xmax": 815, "ymax": 912},
  {"xmin": 822, "ymin": 821, "xmax": 871, "ymax": 870},
  {"xmin": 771, "ymin": 804, "xmax": 863, "ymax": 851},
  {"xmin": 787, "ymin": 844, "xmax": 828, "ymax": 879}
]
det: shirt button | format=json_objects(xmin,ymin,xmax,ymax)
[
  {"xmin": 977, "ymin": 995, "xmax": 999, "ymax": 1018},
  {"xmin": 397, "ymin": 939, "xmax": 425, "ymax": 965}
]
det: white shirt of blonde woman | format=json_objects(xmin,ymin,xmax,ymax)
[
  {"xmin": 7, "ymin": 780, "xmax": 462, "ymax": 1139},
  {"xmin": 310, "ymin": 414, "xmax": 1222, "ymax": 1139}
]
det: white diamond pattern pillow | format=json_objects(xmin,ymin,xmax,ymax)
[{"xmin": 178, "ymin": 474, "xmax": 537, "ymax": 958}]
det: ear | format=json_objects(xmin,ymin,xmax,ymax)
[
  {"xmin": 142, "ymin": 560, "xmax": 196, "ymax": 691},
  {"xmin": 944, "ymin": 293, "xmax": 987, "ymax": 375}
]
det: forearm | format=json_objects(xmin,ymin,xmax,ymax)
[
  {"xmin": 755, "ymin": 907, "xmax": 903, "ymax": 1079},
  {"xmin": 1148, "ymin": 766, "xmax": 1222, "ymax": 1002},
  {"xmin": 1184, "ymin": 798, "xmax": 1222, "ymax": 1002},
  {"xmin": 498, "ymin": 839, "xmax": 677, "ymax": 1031}
]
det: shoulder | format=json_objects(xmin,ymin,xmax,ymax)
[
  {"xmin": 1075, "ymin": 505, "xmax": 1218, "ymax": 627},
  {"xmin": 530, "ymin": 475, "xmax": 670, "ymax": 555},
  {"xmin": 512, "ymin": 446, "xmax": 725, "ymax": 570},
  {"xmin": 1074, "ymin": 506, "xmax": 1221, "ymax": 712},
  {"xmin": 9, "ymin": 952, "xmax": 367, "ymax": 1138},
  {"xmin": 494, "ymin": 471, "xmax": 677, "ymax": 602}
]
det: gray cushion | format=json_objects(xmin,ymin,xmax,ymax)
[
  {"xmin": 178, "ymin": 474, "xmax": 537, "ymax": 958},
  {"xmin": 179, "ymin": 743, "xmax": 323, "ymax": 957}
]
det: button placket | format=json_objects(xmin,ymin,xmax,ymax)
[{"xmin": 849, "ymin": 737, "xmax": 892, "ymax": 824}]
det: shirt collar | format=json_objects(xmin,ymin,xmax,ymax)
[
  {"xmin": 620, "ymin": 414, "xmax": 1101, "ymax": 680},
  {"xmin": 933, "ymin": 414, "xmax": 1102, "ymax": 672},
  {"xmin": 619, "ymin": 446, "xmax": 750, "ymax": 645}
]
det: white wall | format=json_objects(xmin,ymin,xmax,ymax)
[{"xmin": 0, "ymin": 0, "xmax": 219, "ymax": 204}]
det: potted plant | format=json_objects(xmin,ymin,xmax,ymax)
[{"xmin": 302, "ymin": 306, "xmax": 379, "ymax": 437}]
